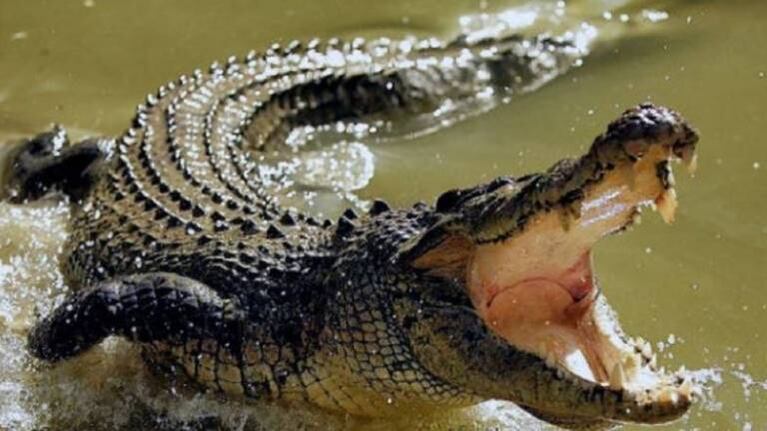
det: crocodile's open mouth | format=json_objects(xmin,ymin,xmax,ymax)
[
  {"xmin": 467, "ymin": 126, "xmax": 699, "ymax": 422},
  {"xmin": 406, "ymin": 104, "xmax": 700, "ymax": 424},
  {"xmin": 467, "ymin": 139, "xmax": 704, "ymax": 422}
]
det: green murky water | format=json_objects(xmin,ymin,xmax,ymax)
[{"xmin": 0, "ymin": 0, "xmax": 765, "ymax": 429}]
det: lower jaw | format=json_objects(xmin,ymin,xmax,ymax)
[{"xmin": 484, "ymin": 277, "xmax": 695, "ymax": 404}]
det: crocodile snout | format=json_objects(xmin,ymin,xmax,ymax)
[
  {"xmin": 589, "ymin": 104, "xmax": 698, "ymax": 176},
  {"xmin": 606, "ymin": 103, "xmax": 697, "ymax": 144}
]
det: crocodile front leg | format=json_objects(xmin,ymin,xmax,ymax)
[{"xmin": 28, "ymin": 272, "xmax": 245, "ymax": 362}]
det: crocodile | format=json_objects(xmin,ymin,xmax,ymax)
[{"xmin": 0, "ymin": 32, "xmax": 700, "ymax": 429}]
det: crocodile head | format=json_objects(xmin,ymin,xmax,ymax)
[{"xmin": 400, "ymin": 104, "xmax": 699, "ymax": 428}]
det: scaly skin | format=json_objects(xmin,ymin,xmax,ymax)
[{"xmin": 2, "ymin": 32, "xmax": 699, "ymax": 429}]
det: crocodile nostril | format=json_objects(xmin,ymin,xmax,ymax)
[
  {"xmin": 622, "ymin": 106, "xmax": 685, "ymax": 142},
  {"xmin": 27, "ymin": 140, "xmax": 50, "ymax": 156}
]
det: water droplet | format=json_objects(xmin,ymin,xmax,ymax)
[
  {"xmin": 753, "ymin": 162, "xmax": 760, "ymax": 170},
  {"xmin": 645, "ymin": 247, "xmax": 653, "ymax": 254},
  {"xmin": 619, "ymin": 13, "xmax": 630, "ymax": 23},
  {"xmin": 642, "ymin": 9, "xmax": 669, "ymax": 23},
  {"xmin": 602, "ymin": 11, "xmax": 613, "ymax": 20},
  {"xmin": 686, "ymin": 16, "xmax": 693, "ymax": 24},
  {"xmin": 386, "ymin": 397, "xmax": 393, "ymax": 404},
  {"xmin": 758, "ymin": 71, "xmax": 765, "ymax": 79}
]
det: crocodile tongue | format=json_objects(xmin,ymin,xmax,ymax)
[{"xmin": 467, "ymin": 137, "xmax": 698, "ymax": 421}]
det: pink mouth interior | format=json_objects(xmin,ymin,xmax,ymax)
[
  {"xmin": 466, "ymin": 145, "xmax": 678, "ymax": 384},
  {"xmin": 485, "ymin": 251, "xmax": 595, "ymax": 311}
]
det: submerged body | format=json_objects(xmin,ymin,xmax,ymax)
[{"xmin": 2, "ymin": 32, "xmax": 699, "ymax": 429}]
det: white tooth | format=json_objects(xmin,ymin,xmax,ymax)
[
  {"xmin": 684, "ymin": 152, "xmax": 698, "ymax": 175},
  {"xmin": 666, "ymin": 169, "xmax": 677, "ymax": 187},
  {"xmin": 635, "ymin": 336, "xmax": 646, "ymax": 349},
  {"xmin": 650, "ymin": 354, "xmax": 658, "ymax": 369},
  {"xmin": 609, "ymin": 362, "xmax": 626, "ymax": 390},
  {"xmin": 642, "ymin": 341, "xmax": 653, "ymax": 359},
  {"xmin": 563, "ymin": 350, "xmax": 596, "ymax": 382},
  {"xmin": 656, "ymin": 188, "xmax": 678, "ymax": 224}
]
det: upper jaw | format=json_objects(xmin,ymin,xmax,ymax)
[{"xmin": 470, "ymin": 103, "xmax": 698, "ymax": 244}]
